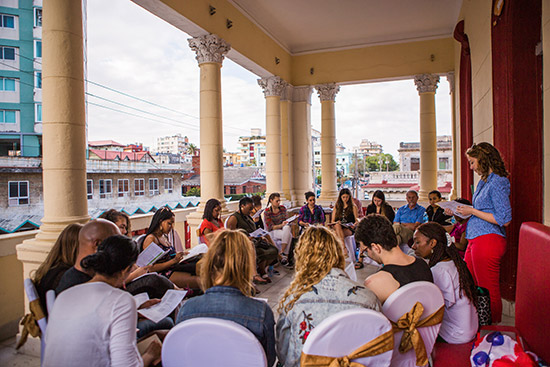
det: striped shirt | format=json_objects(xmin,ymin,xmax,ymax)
[{"xmin": 264, "ymin": 206, "xmax": 287, "ymax": 232}]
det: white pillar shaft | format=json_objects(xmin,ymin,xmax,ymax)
[
  {"xmin": 319, "ymin": 101, "xmax": 338, "ymax": 202},
  {"xmin": 265, "ymin": 95, "xmax": 283, "ymax": 196},
  {"xmin": 291, "ymin": 100, "xmax": 312, "ymax": 202},
  {"xmin": 419, "ymin": 92, "xmax": 438, "ymax": 200},
  {"xmin": 281, "ymin": 99, "xmax": 293, "ymax": 201}
]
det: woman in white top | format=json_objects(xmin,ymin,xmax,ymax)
[
  {"xmin": 412, "ymin": 222, "xmax": 479, "ymax": 344},
  {"xmin": 43, "ymin": 235, "xmax": 161, "ymax": 367}
]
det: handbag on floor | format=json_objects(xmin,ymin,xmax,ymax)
[{"xmin": 476, "ymin": 286, "xmax": 492, "ymax": 326}]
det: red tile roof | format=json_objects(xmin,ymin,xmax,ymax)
[
  {"xmin": 88, "ymin": 140, "xmax": 125, "ymax": 147},
  {"xmin": 89, "ymin": 149, "xmax": 154, "ymax": 162}
]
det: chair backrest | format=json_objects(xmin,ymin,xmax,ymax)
[
  {"xmin": 45, "ymin": 289, "xmax": 56, "ymax": 316},
  {"xmin": 516, "ymin": 222, "xmax": 550, "ymax": 362},
  {"xmin": 382, "ymin": 281, "xmax": 444, "ymax": 367},
  {"xmin": 23, "ymin": 278, "xmax": 47, "ymax": 335},
  {"xmin": 162, "ymin": 317, "xmax": 267, "ymax": 367},
  {"xmin": 302, "ymin": 308, "xmax": 393, "ymax": 366},
  {"xmin": 135, "ymin": 234, "xmax": 146, "ymax": 251}
]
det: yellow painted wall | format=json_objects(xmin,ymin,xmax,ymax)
[
  {"xmin": 157, "ymin": 0, "xmax": 292, "ymax": 80},
  {"xmin": 543, "ymin": 0, "xmax": 550, "ymax": 225},
  {"xmin": 461, "ymin": 0, "xmax": 494, "ymax": 145},
  {"xmin": 0, "ymin": 254, "xmax": 24, "ymax": 341},
  {"xmin": 291, "ymin": 38, "xmax": 455, "ymax": 85}
]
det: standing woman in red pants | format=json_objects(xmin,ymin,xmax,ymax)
[{"xmin": 455, "ymin": 142, "xmax": 511, "ymax": 323}]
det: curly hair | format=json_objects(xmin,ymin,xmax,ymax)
[
  {"xmin": 278, "ymin": 226, "xmax": 345, "ymax": 313},
  {"xmin": 416, "ymin": 222, "xmax": 478, "ymax": 308},
  {"xmin": 466, "ymin": 142, "xmax": 509, "ymax": 181},
  {"xmin": 334, "ymin": 188, "xmax": 355, "ymax": 223}
]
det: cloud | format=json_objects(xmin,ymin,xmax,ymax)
[{"xmin": 86, "ymin": 1, "xmax": 452, "ymax": 158}]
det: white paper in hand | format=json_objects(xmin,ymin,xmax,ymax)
[
  {"xmin": 136, "ymin": 243, "xmax": 169, "ymax": 267},
  {"xmin": 437, "ymin": 200, "xmax": 473, "ymax": 219},
  {"xmin": 133, "ymin": 292, "xmax": 150, "ymax": 308},
  {"xmin": 137, "ymin": 289, "xmax": 187, "ymax": 323},
  {"xmin": 181, "ymin": 243, "xmax": 208, "ymax": 262},
  {"xmin": 250, "ymin": 228, "xmax": 269, "ymax": 238}
]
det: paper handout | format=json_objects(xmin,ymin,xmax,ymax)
[
  {"xmin": 181, "ymin": 243, "xmax": 208, "ymax": 262},
  {"xmin": 437, "ymin": 200, "xmax": 473, "ymax": 219},
  {"xmin": 250, "ymin": 228, "xmax": 269, "ymax": 238},
  {"xmin": 137, "ymin": 289, "xmax": 187, "ymax": 323},
  {"xmin": 136, "ymin": 243, "xmax": 170, "ymax": 267},
  {"xmin": 252, "ymin": 208, "xmax": 265, "ymax": 219}
]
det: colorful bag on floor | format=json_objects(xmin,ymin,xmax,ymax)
[{"xmin": 470, "ymin": 331, "xmax": 538, "ymax": 366}]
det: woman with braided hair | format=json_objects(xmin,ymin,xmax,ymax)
[
  {"xmin": 454, "ymin": 142, "xmax": 511, "ymax": 323},
  {"xmin": 412, "ymin": 222, "xmax": 478, "ymax": 344},
  {"xmin": 275, "ymin": 226, "xmax": 380, "ymax": 367}
]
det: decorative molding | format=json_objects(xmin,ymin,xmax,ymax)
[
  {"xmin": 446, "ymin": 72, "xmax": 455, "ymax": 94},
  {"xmin": 292, "ymin": 86, "xmax": 313, "ymax": 104},
  {"xmin": 315, "ymin": 83, "xmax": 340, "ymax": 102},
  {"xmin": 188, "ymin": 34, "xmax": 230, "ymax": 65},
  {"xmin": 258, "ymin": 76, "xmax": 286, "ymax": 97},
  {"xmin": 414, "ymin": 74, "xmax": 440, "ymax": 94}
]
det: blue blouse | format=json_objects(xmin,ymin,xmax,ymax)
[{"xmin": 466, "ymin": 173, "xmax": 512, "ymax": 240}]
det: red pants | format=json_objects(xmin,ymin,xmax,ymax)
[{"xmin": 464, "ymin": 233, "xmax": 507, "ymax": 323}]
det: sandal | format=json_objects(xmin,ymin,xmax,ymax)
[
  {"xmin": 355, "ymin": 260, "xmax": 365, "ymax": 269},
  {"xmin": 253, "ymin": 275, "xmax": 268, "ymax": 284},
  {"xmin": 261, "ymin": 274, "xmax": 272, "ymax": 283}
]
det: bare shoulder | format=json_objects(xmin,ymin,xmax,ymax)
[{"xmin": 364, "ymin": 271, "xmax": 400, "ymax": 303}]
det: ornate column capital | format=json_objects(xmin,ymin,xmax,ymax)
[
  {"xmin": 414, "ymin": 74, "xmax": 440, "ymax": 93},
  {"xmin": 315, "ymin": 83, "xmax": 340, "ymax": 102},
  {"xmin": 258, "ymin": 76, "xmax": 286, "ymax": 97},
  {"xmin": 292, "ymin": 86, "xmax": 313, "ymax": 104},
  {"xmin": 281, "ymin": 84, "xmax": 293, "ymax": 101},
  {"xmin": 446, "ymin": 72, "xmax": 455, "ymax": 94},
  {"xmin": 188, "ymin": 34, "xmax": 230, "ymax": 65}
]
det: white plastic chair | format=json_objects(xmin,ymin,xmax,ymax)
[
  {"xmin": 382, "ymin": 281, "xmax": 444, "ymax": 367},
  {"xmin": 162, "ymin": 317, "xmax": 267, "ymax": 367},
  {"xmin": 23, "ymin": 278, "xmax": 47, "ymax": 364},
  {"xmin": 344, "ymin": 235, "xmax": 357, "ymax": 263},
  {"xmin": 302, "ymin": 309, "xmax": 393, "ymax": 366},
  {"xmin": 45, "ymin": 290, "xmax": 56, "ymax": 316}
]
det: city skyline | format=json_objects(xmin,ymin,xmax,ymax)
[{"xmin": 86, "ymin": 0, "xmax": 452, "ymax": 160}]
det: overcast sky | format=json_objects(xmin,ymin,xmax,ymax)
[{"xmin": 86, "ymin": 0, "xmax": 452, "ymax": 159}]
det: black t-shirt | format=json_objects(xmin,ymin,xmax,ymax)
[
  {"xmin": 36, "ymin": 264, "xmax": 71, "ymax": 316},
  {"xmin": 426, "ymin": 206, "xmax": 452, "ymax": 225},
  {"xmin": 380, "ymin": 257, "xmax": 434, "ymax": 288},
  {"xmin": 55, "ymin": 266, "xmax": 92, "ymax": 295}
]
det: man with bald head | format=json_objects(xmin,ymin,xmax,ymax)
[{"xmin": 55, "ymin": 219, "xmax": 120, "ymax": 294}]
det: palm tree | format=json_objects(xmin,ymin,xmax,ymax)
[{"xmin": 187, "ymin": 143, "xmax": 198, "ymax": 155}]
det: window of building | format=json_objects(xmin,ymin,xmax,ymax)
[
  {"xmin": 149, "ymin": 178, "xmax": 159, "ymax": 195},
  {"xmin": 34, "ymin": 8, "xmax": 42, "ymax": 27},
  {"xmin": 164, "ymin": 178, "xmax": 173, "ymax": 193},
  {"xmin": 230, "ymin": 186, "xmax": 236, "ymax": 194},
  {"xmin": 8, "ymin": 181, "xmax": 28, "ymax": 206},
  {"xmin": 35, "ymin": 104, "xmax": 42, "ymax": 122},
  {"xmin": 0, "ymin": 47, "xmax": 15, "ymax": 60},
  {"xmin": 87, "ymin": 180, "xmax": 93, "ymax": 200},
  {"xmin": 439, "ymin": 157, "xmax": 449, "ymax": 170},
  {"xmin": 118, "ymin": 179, "xmax": 129, "ymax": 197},
  {"xmin": 0, "ymin": 109, "xmax": 16, "ymax": 123},
  {"xmin": 411, "ymin": 157, "xmax": 420, "ymax": 171},
  {"xmin": 242, "ymin": 186, "xmax": 247, "ymax": 194},
  {"xmin": 0, "ymin": 77, "xmax": 15, "ymax": 91},
  {"xmin": 135, "ymin": 179, "xmax": 144, "ymax": 196},
  {"xmin": 99, "ymin": 179, "xmax": 112, "ymax": 199},
  {"xmin": 0, "ymin": 14, "xmax": 15, "ymax": 29},
  {"xmin": 223, "ymin": 186, "xmax": 227, "ymax": 195},
  {"xmin": 34, "ymin": 40, "xmax": 42, "ymax": 58},
  {"xmin": 35, "ymin": 72, "xmax": 41, "ymax": 89}
]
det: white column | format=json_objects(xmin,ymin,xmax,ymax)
[
  {"xmin": 258, "ymin": 76, "xmax": 286, "ymax": 199},
  {"xmin": 291, "ymin": 86, "xmax": 313, "ymax": 204},
  {"xmin": 281, "ymin": 84, "xmax": 294, "ymax": 203},
  {"xmin": 316, "ymin": 83, "xmax": 340, "ymax": 204},
  {"xmin": 414, "ymin": 74, "xmax": 440, "ymax": 201},
  {"xmin": 187, "ymin": 34, "xmax": 230, "ymax": 244},
  {"xmin": 447, "ymin": 72, "xmax": 458, "ymax": 200}
]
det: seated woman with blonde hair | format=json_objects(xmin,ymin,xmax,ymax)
[
  {"xmin": 276, "ymin": 226, "xmax": 380, "ymax": 367},
  {"xmin": 177, "ymin": 229, "xmax": 276, "ymax": 367}
]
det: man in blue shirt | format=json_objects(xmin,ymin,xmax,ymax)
[{"xmin": 393, "ymin": 190, "xmax": 426, "ymax": 250}]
